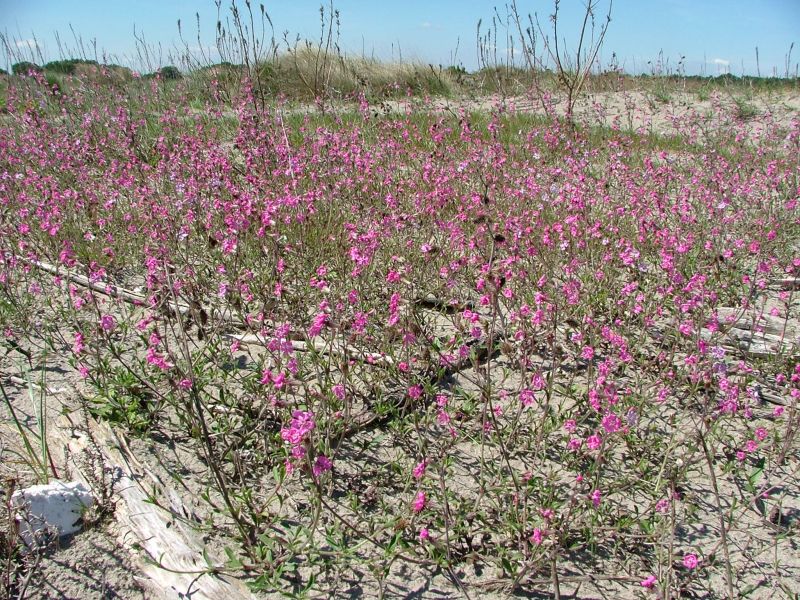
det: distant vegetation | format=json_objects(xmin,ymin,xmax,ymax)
[
  {"xmin": 1, "ymin": 54, "xmax": 798, "ymax": 107},
  {"xmin": 11, "ymin": 61, "xmax": 43, "ymax": 76},
  {"xmin": 42, "ymin": 58, "xmax": 99, "ymax": 74},
  {"xmin": 154, "ymin": 65, "xmax": 182, "ymax": 80}
]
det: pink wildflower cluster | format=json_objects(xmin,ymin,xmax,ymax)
[{"xmin": 280, "ymin": 410, "xmax": 332, "ymax": 478}]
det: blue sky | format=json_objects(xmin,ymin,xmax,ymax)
[{"xmin": 1, "ymin": 0, "xmax": 798, "ymax": 76}]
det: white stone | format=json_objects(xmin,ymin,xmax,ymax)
[{"xmin": 11, "ymin": 480, "xmax": 94, "ymax": 547}]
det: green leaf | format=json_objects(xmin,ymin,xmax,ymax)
[
  {"xmin": 746, "ymin": 465, "xmax": 763, "ymax": 494},
  {"xmin": 202, "ymin": 546, "xmax": 214, "ymax": 568},
  {"xmin": 301, "ymin": 573, "xmax": 316, "ymax": 594},
  {"xmin": 501, "ymin": 556, "xmax": 513, "ymax": 575},
  {"xmin": 224, "ymin": 546, "xmax": 243, "ymax": 569},
  {"xmin": 386, "ymin": 532, "xmax": 401, "ymax": 554},
  {"xmin": 640, "ymin": 518, "xmax": 654, "ymax": 535}
]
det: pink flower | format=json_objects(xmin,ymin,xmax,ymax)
[
  {"xmin": 590, "ymin": 489, "xmax": 602, "ymax": 508},
  {"xmin": 418, "ymin": 527, "xmax": 430, "ymax": 541},
  {"xmin": 260, "ymin": 369, "xmax": 286, "ymax": 388},
  {"xmin": 682, "ymin": 553, "xmax": 699, "ymax": 570},
  {"xmin": 531, "ymin": 373, "xmax": 546, "ymax": 391},
  {"xmin": 281, "ymin": 410, "xmax": 316, "ymax": 447},
  {"xmin": 413, "ymin": 491, "xmax": 426, "ymax": 513},
  {"xmin": 312, "ymin": 455, "xmax": 333, "ymax": 477},
  {"xmin": 272, "ymin": 372, "xmax": 286, "ymax": 389},
  {"xmin": 100, "ymin": 315, "xmax": 116, "ymax": 332},
  {"xmin": 308, "ymin": 311, "xmax": 328, "ymax": 337},
  {"xmin": 73, "ymin": 332, "xmax": 85, "ymax": 354},
  {"xmin": 530, "ymin": 528, "xmax": 544, "ymax": 545},
  {"xmin": 407, "ymin": 385, "xmax": 423, "ymax": 400},
  {"xmin": 413, "ymin": 460, "xmax": 428, "ymax": 480},
  {"xmin": 586, "ymin": 434, "xmax": 602, "ymax": 451},
  {"xmin": 146, "ymin": 347, "xmax": 173, "ymax": 370},
  {"xmin": 519, "ymin": 389, "xmax": 536, "ymax": 406},
  {"xmin": 640, "ymin": 575, "xmax": 657, "ymax": 588},
  {"xmin": 601, "ymin": 412, "xmax": 621, "ymax": 434},
  {"xmin": 387, "ymin": 292, "xmax": 401, "ymax": 326}
]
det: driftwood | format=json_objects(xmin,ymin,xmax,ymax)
[
  {"xmin": 26, "ymin": 258, "xmax": 243, "ymax": 325},
  {"xmin": 225, "ymin": 333, "xmax": 396, "ymax": 367},
  {"xmin": 28, "ymin": 259, "xmax": 155, "ymax": 308},
  {"xmin": 414, "ymin": 293, "xmax": 476, "ymax": 314},
  {"xmin": 714, "ymin": 307, "xmax": 799, "ymax": 358},
  {"xmin": 25, "ymin": 258, "xmax": 463, "ymax": 368},
  {"xmin": 53, "ymin": 415, "xmax": 252, "ymax": 599},
  {"xmin": 770, "ymin": 277, "xmax": 800, "ymax": 291},
  {"xmin": 5, "ymin": 375, "xmax": 66, "ymax": 396}
]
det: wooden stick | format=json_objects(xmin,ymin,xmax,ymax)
[
  {"xmin": 225, "ymin": 332, "xmax": 396, "ymax": 367},
  {"xmin": 53, "ymin": 415, "xmax": 251, "ymax": 599}
]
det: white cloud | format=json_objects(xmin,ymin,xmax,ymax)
[
  {"xmin": 16, "ymin": 39, "xmax": 38, "ymax": 50},
  {"xmin": 420, "ymin": 21, "xmax": 432, "ymax": 29},
  {"xmin": 188, "ymin": 44, "xmax": 219, "ymax": 55},
  {"xmin": 710, "ymin": 58, "xmax": 730, "ymax": 74}
]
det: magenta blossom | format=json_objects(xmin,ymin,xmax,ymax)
[
  {"xmin": 312, "ymin": 455, "xmax": 333, "ymax": 477},
  {"xmin": 413, "ymin": 491, "xmax": 426, "ymax": 513},
  {"xmin": 640, "ymin": 575, "xmax": 657, "ymax": 588},
  {"xmin": 683, "ymin": 553, "xmax": 699, "ymax": 570},
  {"xmin": 100, "ymin": 314, "xmax": 116, "ymax": 332}
]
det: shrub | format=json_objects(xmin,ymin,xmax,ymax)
[
  {"xmin": 733, "ymin": 96, "xmax": 759, "ymax": 120},
  {"xmin": 43, "ymin": 59, "xmax": 99, "ymax": 74},
  {"xmin": 11, "ymin": 62, "xmax": 42, "ymax": 76},
  {"xmin": 158, "ymin": 65, "xmax": 182, "ymax": 80},
  {"xmin": 44, "ymin": 72, "xmax": 62, "ymax": 93}
]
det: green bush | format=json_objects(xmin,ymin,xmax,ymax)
[
  {"xmin": 733, "ymin": 96, "xmax": 758, "ymax": 121},
  {"xmin": 45, "ymin": 72, "xmax": 63, "ymax": 93},
  {"xmin": 43, "ymin": 59, "xmax": 98, "ymax": 74},
  {"xmin": 12, "ymin": 61, "xmax": 42, "ymax": 76},
  {"xmin": 158, "ymin": 65, "xmax": 182, "ymax": 80},
  {"xmin": 445, "ymin": 65, "xmax": 467, "ymax": 76}
]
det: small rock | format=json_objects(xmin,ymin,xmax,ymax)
[{"xmin": 11, "ymin": 480, "xmax": 94, "ymax": 547}]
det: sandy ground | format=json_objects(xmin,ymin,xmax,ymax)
[
  {"xmin": 3, "ymin": 282, "xmax": 798, "ymax": 599},
  {"xmin": 1, "ymin": 90, "xmax": 799, "ymax": 599},
  {"xmin": 21, "ymin": 529, "xmax": 148, "ymax": 599},
  {"xmin": 280, "ymin": 88, "xmax": 800, "ymax": 139}
]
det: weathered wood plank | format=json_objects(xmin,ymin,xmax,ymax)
[{"xmin": 54, "ymin": 416, "xmax": 252, "ymax": 600}]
